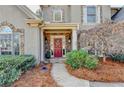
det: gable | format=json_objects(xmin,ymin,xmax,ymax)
[
  {"xmin": 0, "ymin": 5, "xmax": 38, "ymax": 28},
  {"xmin": 17, "ymin": 5, "xmax": 39, "ymax": 19}
]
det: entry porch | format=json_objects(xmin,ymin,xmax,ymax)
[
  {"xmin": 40, "ymin": 23, "xmax": 78, "ymax": 61},
  {"xmin": 26, "ymin": 19, "xmax": 78, "ymax": 62}
]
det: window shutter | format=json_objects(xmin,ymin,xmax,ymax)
[
  {"xmin": 62, "ymin": 9, "xmax": 64, "ymax": 22},
  {"xmin": 83, "ymin": 6, "xmax": 87, "ymax": 24}
]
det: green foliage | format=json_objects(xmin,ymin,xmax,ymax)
[
  {"xmin": 66, "ymin": 49, "xmax": 98, "ymax": 69},
  {"xmin": 0, "ymin": 55, "xmax": 36, "ymax": 86},
  {"xmin": 45, "ymin": 51, "xmax": 51, "ymax": 59},
  {"xmin": 84, "ymin": 56, "xmax": 98, "ymax": 69}
]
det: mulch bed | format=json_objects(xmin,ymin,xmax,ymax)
[
  {"xmin": 12, "ymin": 64, "xmax": 58, "ymax": 87},
  {"xmin": 66, "ymin": 58, "xmax": 124, "ymax": 82}
]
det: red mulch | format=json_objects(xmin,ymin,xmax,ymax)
[
  {"xmin": 12, "ymin": 64, "xmax": 58, "ymax": 87},
  {"xmin": 66, "ymin": 59, "xmax": 124, "ymax": 82}
]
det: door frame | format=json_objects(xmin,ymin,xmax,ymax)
[{"xmin": 50, "ymin": 35, "xmax": 66, "ymax": 58}]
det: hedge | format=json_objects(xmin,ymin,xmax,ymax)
[{"xmin": 0, "ymin": 55, "xmax": 36, "ymax": 86}]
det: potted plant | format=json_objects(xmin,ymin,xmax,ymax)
[{"xmin": 45, "ymin": 50, "xmax": 51, "ymax": 59}]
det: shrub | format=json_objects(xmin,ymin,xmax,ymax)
[
  {"xmin": 0, "ymin": 55, "xmax": 36, "ymax": 86},
  {"xmin": 66, "ymin": 49, "xmax": 98, "ymax": 69},
  {"xmin": 66, "ymin": 50, "xmax": 88, "ymax": 69},
  {"xmin": 109, "ymin": 54, "xmax": 124, "ymax": 62},
  {"xmin": 84, "ymin": 56, "xmax": 98, "ymax": 69}
]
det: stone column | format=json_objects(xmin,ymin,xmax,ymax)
[
  {"xmin": 72, "ymin": 29, "xmax": 77, "ymax": 50},
  {"xmin": 40, "ymin": 29, "xmax": 44, "ymax": 61}
]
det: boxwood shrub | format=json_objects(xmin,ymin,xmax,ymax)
[
  {"xmin": 109, "ymin": 54, "xmax": 124, "ymax": 62},
  {"xmin": 66, "ymin": 49, "xmax": 98, "ymax": 69},
  {"xmin": 0, "ymin": 55, "xmax": 36, "ymax": 86}
]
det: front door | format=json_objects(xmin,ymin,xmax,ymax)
[{"xmin": 54, "ymin": 38, "xmax": 62, "ymax": 57}]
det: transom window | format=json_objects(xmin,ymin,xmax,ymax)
[
  {"xmin": 87, "ymin": 6, "xmax": 97, "ymax": 23},
  {"xmin": 53, "ymin": 9, "xmax": 63, "ymax": 22},
  {"xmin": 0, "ymin": 26, "xmax": 20, "ymax": 55}
]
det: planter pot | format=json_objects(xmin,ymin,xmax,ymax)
[{"xmin": 99, "ymin": 56, "xmax": 106, "ymax": 62}]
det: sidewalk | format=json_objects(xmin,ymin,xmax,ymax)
[{"xmin": 51, "ymin": 63, "xmax": 89, "ymax": 87}]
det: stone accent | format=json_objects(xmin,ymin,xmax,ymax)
[
  {"xmin": 0, "ymin": 21, "xmax": 25, "ymax": 54},
  {"xmin": 18, "ymin": 29, "xmax": 25, "ymax": 54}
]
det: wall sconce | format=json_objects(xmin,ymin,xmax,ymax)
[
  {"xmin": 68, "ymin": 38, "xmax": 71, "ymax": 43},
  {"xmin": 45, "ymin": 38, "xmax": 47, "ymax": 42}
]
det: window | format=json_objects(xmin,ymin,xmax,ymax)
[
  {"xmin": 82, "ymin": 6, "xmax": 100, "ymax": 24},
  {"xmin": 0, "ymin": 26, "xmax": 20, "ymax": 55},
  {"xmin": 87, "ymin": 6, "xmax": 96, "ymax": 23},
  {"xmin": 53, "ymin": 9, "xmax": 63, "ymax": 22}
]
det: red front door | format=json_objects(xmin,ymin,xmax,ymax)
[{"xmin": 54, "ymin": 38, "xmax": 62, "ymax": 57}]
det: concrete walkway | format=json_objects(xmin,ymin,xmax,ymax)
[
  {"xmin": 51, "ymin": 63, "xmax": 89, "ymax": 87},
  {"xmin": 90, "ymin": 81, "xmax": 124, "ymax": 87}
]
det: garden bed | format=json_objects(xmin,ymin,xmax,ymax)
[
  {"xmin": 12, "ymin": 64, "xmax": 59, "ymax": 87},
  {"xmin": 66, "ymin": 58, "xmax": 124, "ymax": 82}
]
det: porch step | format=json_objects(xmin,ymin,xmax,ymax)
[{"xmin": 50, "ymin": 58, "xmax": 66, "ymax": 63}]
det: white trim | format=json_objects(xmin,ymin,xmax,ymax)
[
  {"xmin": 97, "ymin": 6, "xmax": 101, "ymax": 24},
  {"xmin": 52, "ymin": 9, "xmax": 63, "ymax": 22},
  {"xmin": 40, "ymin": 29, "xmax": 44, "ymax": 61},
  {"xmin": 83, "ymin": 6, "xmax": 87, "ymax": 24},
  {"xmin": 17, "ymin": 5, "xmax": 40, "ymax": 19},
  {"xmin": 50, "ymin": 35, "xmax": 66, "ymax": 57},
  {"xmin": 72, "ymin": 29, "xmax": 77, "ymax": 50}
]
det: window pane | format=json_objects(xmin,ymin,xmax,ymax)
[
  {"xmin": 53, "ymin": 9, "xmax": 62, "ymax": 22},
  {"xmin": 0, "ymin": 34, "xmax": 12, "ymax": 55},
  {"xmin": 0, "ymin": 26, "xmax": 12, "ymax": 34},
  {"xmin": 14, "ymin": 33, "xmax": 20, "ymax": 55},
  {"xmin": 87, "ymin": 15, "xmax": 96, "ymax": 23},
  {"xmin": 87, "ymin": 6, "xmax": 96, "ymax": 14},
  {"xmin": 55, "ymin": 12, "xmax": 61, "ymax": 21}
]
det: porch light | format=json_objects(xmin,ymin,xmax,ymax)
[
  {"xmin": 45, "ymin": 38, "xmax": 47, "ymax": 42},
  {"xmin": 68, "ymin": 38, "xmax": 71, "ymax": 43}
]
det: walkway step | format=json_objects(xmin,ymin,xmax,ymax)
[
  {"xmin": 51, "ymin": 63, "xmax": 89, "ymax": 87},
  {"xmin": 50, "ymin": 58, "xmax": 66, "ymax": 63}
]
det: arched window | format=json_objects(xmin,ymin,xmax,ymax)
[{"xmin": 0, "ymin": 26, "xmax": 20, "ymax": 55}]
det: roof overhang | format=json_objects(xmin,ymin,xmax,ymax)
[
  {"xmin": 26, "ymin": 19, "xmax": 79, "ymax": 30},
  {"xmin": 26, "ymin": 19, "xmax": 44, "ymax": 27}
]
